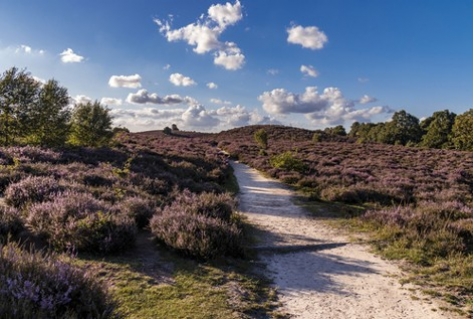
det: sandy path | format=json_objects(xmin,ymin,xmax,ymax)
[{"xmin": 231, "ymin": 161, "xmax": 457, "ymax": 319}]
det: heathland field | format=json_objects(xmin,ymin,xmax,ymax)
[{"xmin": 0, "ymin": 126, "xmax": 472, "ymax": 318}]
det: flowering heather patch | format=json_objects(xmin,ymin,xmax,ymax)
[
  {"xmin": 5, "ymin": 176, "xmax": 63, "ymax": 208},
  {"xmin": 150, "ymin": 211, "xmax": 243, "ymax": 260},
  {"xmin": 0, "ymin": 242, "xmax": 114, "ymax": 318},
  {"xmin": 2, "ymin": 146, "xmax": 62, "ymax": 164},
  {"xmin": 27, "ymin": 192, "xmax": 136, "ymax": 254},
  {"xmin": 150, "ymin": 189, "xmax": 242, "ymax": 259},
  {"xmin": 162, "ymin": 189, "xmax": 236, "ymax": 222}
]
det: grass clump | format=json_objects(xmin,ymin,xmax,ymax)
[{"xmin": 0, "ymin": 242, "xmax": 114, "ymax": 319}]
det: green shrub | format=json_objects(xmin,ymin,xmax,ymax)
[
  {"xmin": 254, "ymin": 129, "xmax": 268, "ymax": 149},
  {"xmin": 270, "ymin": 151, "xmax": 307, "ymax": 172}
]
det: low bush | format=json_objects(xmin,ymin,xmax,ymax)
[
  {"xmin": 27, "ymin": 192, "xmax": 136, "ymax": 254},
  {"xmin": 118, "ymin": 196, "xmax": 157, "ymax": 229},
  {"xmin": 0, "ymin": 206, "xmax": 23, "ymax": 241},
  {"xmin": 150, "ymin": 211, "xmax": 243, "ymax": 260},
  {"xmin": 5, "ymin": 176, "xmax": 62, "ymax": 208},
  {"xmin": 168, "ymin": 189, "xmax": 235, "ymax": 222},
  {"xmin": 0, "ymin": 242, "xmax": 114, "ymax": 319},
  {"xmin": 270, "ymin": 151, "xmax": 307, "ymax": 173}
]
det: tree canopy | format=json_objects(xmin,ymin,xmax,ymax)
[
  {"xmin": 68, "ymin": 101, "xmax": 113, "ymax": 147},
  {"xmin": 0, "ymin": 67, "xmax": 71, "ymax": 146}
]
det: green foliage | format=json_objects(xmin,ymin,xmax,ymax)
[
  {"xmin": 270, "ymin": 151, "xmax": 307, "ymax": 172},
  {"xmin": 450, "ymin": 109, "xmax": 472, "ymax": 151},
  {"xmin": 0, "ymin": 68, "xmax": 71, "ymax": 147},
  {"xmin": 324, "ymin": 125, "xmax": 346, "ymax": 136},
  {"xmin": 254, "ymin": 128, "xmax": 268, "ymax": 149},
  {"xmin": 68, "ymin": 101, "xmax": 113, "ymax": 147},
  {"xmin": 25, "ymin": 79, "xmax": 71, "ymax": 146},
  {"xmin": 163, "ymin": 126, "xmax": 172, "ymax": 135},
  {"xmin": 350, "ymin": 111, "xmax": 423, "ymax": 146},
  {"xmin": 420, "ymin": 109, "xmax": 456, "ymax": 149},
  {"xmin": 0, "ymin": 67, "xmax": 40, "ymax": 145},
  {"xmin": 383, "ymin": 110, "xmax": 423, "ymax": 145},
  {"xmin": 312, "ymin": 131, "xmax": 324, "ymax": 142}
]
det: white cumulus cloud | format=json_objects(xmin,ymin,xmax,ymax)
[
  {"xmin": 154, "ymin": 1, "xmax": 245, "ymax": 70},
  {"xmin": 207, "ymin": 82, "xmax": 218, "ymax": 89},
  {"xmin": 300, "ymin": 65, "xmax": 318, "ymax": 77},
  {"xmin": 359, "ymin": 94, "xmax": 377, "ymax": 104},
  {"xmin": 14, "ymin": 44, "xmax": 44, "ymax": 55},
  {"xmin": 182, "ymin": 104, "xmax": 219, "ymax": 127},
  {"xmin": 287, "ymin": 25, "xmax": 328, "ymax": 50},
  {"xmin": 259, "ymin": 86, "xmax": 329, "ymax": 114},
  {"xmin": 169, "ymin": 73, "xmax": 197, "ymax": 86},
  {"xmin": 259, "ymin": 86, "xmax": 392, "ymax": 126},
  {"xmin": 126, "ymin": 89, "xmax": 190, "ymax": 105},
  {"xmin": 101, "ymin": 97, "xmax": 123, "ymax": 106},
  {"xmin": 60, "ymin": 48, "xmax": 84, "ymax": 63},
  {"xmin": 213, "ymin": 42, "xmax": 245, "ymax": 70},
  {"xmin": 108, "ymin": 74, "xmax": 142, "ymax": 88},
  {"xmin": 72, "ymin": 95, "xmax": 92, "ymax": 105}
]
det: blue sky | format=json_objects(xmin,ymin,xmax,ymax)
[{"xmin": 1, "ymin": 0, "xmax": 472, "ymax": 132}]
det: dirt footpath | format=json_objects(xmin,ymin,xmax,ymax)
[{"xmin": 231, "ymin": 161, "xmax": 458, "ymax": 319}]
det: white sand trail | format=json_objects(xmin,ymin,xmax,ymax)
[{"xmin": 231, "ymin": 161, "xmax": 459, "ymax": 319}]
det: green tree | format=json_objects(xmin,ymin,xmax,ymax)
[
  {"xmin": 25, "ymin": 79, "xmax": 71, "ymax": 146},
  {"xmin": 450, "ymin": 109, "xmax": 472, "ymax": 151},
  {"xmin": 68, "ymin": 101, "xmax": 113, "ymax": 147},
  {"xmin": 0, "ymin": 67, "xmax": 40, "ymax": 145},
  {"xmin": 383, "ymin": 110, "xmax": 422, "ymax": 145},
  {"xmin": 254, "ymin": 128, "xmax": 268, "ymax": 149},
  {"xmin": 420, "ymin": 110, "xmax": 456, "ymax": 149},
  {"xmin": 163, "ymin": 126, "xmax": 172, "ymax": 135},
  {"xmin": 324, "ymin": 125, "xmax": 346, "ymax": 136}
]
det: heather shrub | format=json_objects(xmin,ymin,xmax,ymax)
[
  {"xmin": 3, "ymin": 146, "xmax": 62, "ymax": 164},
  {"xmin": 27, "ymin": 192, "xmax": 136, "ymax": 254},
  {"xmin": 117, "ymin": 196, "xmax": 157, "ymax": 229},
  {"xmin": 5, "ymin": 176, "xmax": 62, "ymax": 208},
  {"xmin": 0, "ymin": 170, "xmax": 24, "ymax": 193},
  {"xmin": 320, "ymin": 186, "xmax": 400, "ymax": 205},
  {"xmin": 150, "ymin": 211, "xmax": 243, "ymax": 260},
  {"xmin": 168, "ymin": 189, "xmax": 235, "ymax": 222},
  {"xmin": 0, "ymin": 206, "xmax": 23, "ymax": 241},
  {"xmin": 0, "ymin": 242, "xmax": 114, "ymax": 318}
]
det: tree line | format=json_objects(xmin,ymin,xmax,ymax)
[
  {"xmin": 315, "ymin": 109, "xmax": 472, "ymax": 151},
  {"xmin": 0, "ymin": 67, "xmax": 117, "ymax": 147}
]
